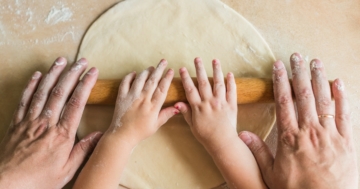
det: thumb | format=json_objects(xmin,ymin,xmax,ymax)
[
  {"xmin": 174, "ymin": 102, "xmax": 192, "ymax": 126},
  {"xmin": 157, "ymin": 106, "xmax": 179, "ymax": 127},
  {"xmin": 68, "ymin": 132, "xmax": 103, "ymax": 172},
  {"xmin": 239, "ymin": 131, "xmax": 273, "ymax": 180}
]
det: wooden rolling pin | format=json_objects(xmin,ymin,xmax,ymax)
[
  {"xmin": 87, "ymin": 78, "xmax": 275, "ymax": 105},
  {"xmin": 86, "ymin": 78, "xmax": 333, "ymax": 105}
]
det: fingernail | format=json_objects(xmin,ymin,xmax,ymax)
[
  {"xmin": 32, "ymin": 71, "xmax": 41, "ymax": 79},
  {"xmin": 87, "ymin": 68, "xmax": 97, "ymax": 75},
  {"xmin": 167, "ymin": 68, "xmax": 174, "ymax": 75},
  {"xmin": 175, "ymin": 105, "xmax": 180, "ymax": 109},
  {"xmin": 159, "ymin": 59, "xmax": 167, "ymax": 67},
  {"xmin": 273, "ymin": 61, "xmax": 284, "ymax": 71},
  {"xmin": 240, "ymin": 132, "xmax": 252, "ymax": 145},
  {"xmin": 336, "ymin": 79, "xmax": 345, "ymax": 91},
  {"xmin": 227, "ymin": 72, "xmax": 233, "ymax": 77},
  {"xmin": 194, "ymin": 57, "xmax": 202, "ymax": 63},
  {"xmin": 179, "ymin": 67, "xmax": 186, "ymax": 73},
  {"xmin": 77, "ymin": 58, "xmax": 87, "ymax": 65},
  {"xmin": 54, "ymin": 57, "xmax": 66, "ymax": 66},
  {"xmin": 71, "ymin": 59, "xmax": 87, "ymax": 71},
  {"xmin": 174, "ymin": 110, "xmax": 180, "ymax": 114},
  {"xmin": 290, "ymin": 53, "xmax": 302, "ymax": 64},
  {"xmin": 310, "ymin": 59, "xmax": 322, "ymax": 71}
]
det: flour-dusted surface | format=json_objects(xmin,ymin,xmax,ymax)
[
  {"xmin": 1, "ymin": 0, "xmax": 360, "ymax": 188},
  {"xmin": 76, "ymin": 0, "xmax": 276, "ymax": 188}
]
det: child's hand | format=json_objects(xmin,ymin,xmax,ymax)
[
  {"xmin": 107, "ymin": 59, "xmax": 178, "ymax": 144},
  {"xmin": 175, "ymin": 58, "xmax": 238, "ymax": 152}
]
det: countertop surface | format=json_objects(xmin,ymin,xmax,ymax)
[{"xmin": 0, "ymin": 0, "xmax": 359, "ymax": 187}]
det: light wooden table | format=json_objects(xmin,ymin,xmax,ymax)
[{"xmin": 1, "ymin": 0, "xmax": 359, "ymax": 187}]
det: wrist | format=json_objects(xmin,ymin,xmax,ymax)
[
  {"xmin": 200, "ymin": 132, "xmax": 239, "ymax": 155},
  {"xmin": 103, "ymin": 126, "xmax": 142, "ymax": 147}
]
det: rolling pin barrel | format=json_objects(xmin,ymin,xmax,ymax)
[{"xmin": 86, "ymin": 78, "xmax": 275, "ymax": 105}]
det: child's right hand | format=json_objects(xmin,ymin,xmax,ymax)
[{"xmin": 175, "ymin": 57, "xmax": 238, "ymax": 153}]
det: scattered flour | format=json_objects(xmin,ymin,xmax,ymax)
[
  {"xmin": 336, "ymin": 81, "xmax": 345, "ymax": 91},
  {"xmin": 15, "ymin": 0, "xmax": 21, "ymax": 6},
  {"xmin": 44, "ymin": 109, "xmax": 52, "ymax": 118},
  {"xmin": 235, "ymin": 47, "xmax": 251, "ymax": 64},
  {"xmin": 0, "ymin": 21, "xmax": 6, "ymax": 36},
  {"xmin": 26, "ymin": 8, "xmax": 33, "ymax": 22},
  {"xmin": 45, "ymin": 5, "xmax": 73, "ymax": 25},
  {"xmin": 112, "ymin": 90, "xmax": 140, "ymax": 133}
]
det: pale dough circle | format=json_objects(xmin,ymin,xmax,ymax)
[{"xmin": 77, "ymin": 0, "xmax": 276, "ymax": 188}]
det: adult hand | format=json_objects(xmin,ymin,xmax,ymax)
[
  {"xmin": 239, "ymin": 53, "xmax": 358, "ymax": 189},
  {"xmin": 0, "ymin": 58, "xmax": 102, "ymax": 189}
]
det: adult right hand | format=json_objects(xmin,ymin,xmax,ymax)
[{"xmin": 239, "ymin": 53, "xmax": 358, "ymax": 189}]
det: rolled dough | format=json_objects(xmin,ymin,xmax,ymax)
[{"xmin": 77, "ymin": 0, "xmax": 276, "ymax": 188}]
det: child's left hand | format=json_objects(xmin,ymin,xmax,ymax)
[
  {"xmin": 74, "ymin": 60, "xmax": 179, "ymax": 189},
  {"xmin": 107, "ymin": 59, "xmax": 178, "ymax": 144},
  {"xmin": 175, "ymin": 58, "xmax": 238, "ymax": 153}
]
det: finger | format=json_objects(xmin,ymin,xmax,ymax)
[
  {"xmin": 212, "ymin": 59, "xmax": 225, "ymax": 99},
  {"xmin": 174, "ymin": 102, "xmax": 193, "ymax": 127},
  {"xmin": 194, "ymin": 57, "xmax": 213, "ymax": 100},
  {"xmin": 67, "ymin": 132, "xmax": 102, "ymax": 178},
  {"xmin": 118, "ymin": 71, "xmax": 136, "ymax": 99},
  {"xmin": 290, "ymin": 53, "xmax": 318, "ymax": 127},
  {"xmin": 144, "ymin": 59, "xmax": 168, "ymax": 98},
  {"xmin": 59, "ymin": 68, "xmax": 98, "ymax": 136},
  {"xmin": 41, "ymin": 58, "xmax": 88, "ymax": 124},
  {"xmin": 152, "ymin": 68, "xmax": 174, "ymax": 106},
  {"xmin": 13, "ymin": 71, "xmax": 42, "ymax": 125},
  {"xmin": 239, "ymin": 131, "xmax": 274, "ymax": 182},
  {"xmin": 157, "ymin": 106, "xmax": 179, "ymax": 127},
  {"xmin": 226, "ymin": 72, "xmax": 237, "ymax": 105},
  {"xmin": 129, "ymin": 67, "xmax": 153, "ymax": 95},
  {"xmin": 332, "ymin": 79, "xmax": 352, "ymax": 138},
  {"xmin": 310, "ymin": 59, "xmax": 336, "ymax": 129},
  {"xmin": 26, "ymin": 57, "xmax": 67, "ymax": 120},
  {"xmin": 179, "ymin": 67, "xmax": 201, "ymax": 104},
  {"xmin": 273, "ymin": 60, "xmax": 298, "ymax": 133}
]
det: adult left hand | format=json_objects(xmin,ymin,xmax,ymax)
[{"xmin": 0, "ymin": 58, "xmax": 102, "ymax": 189}]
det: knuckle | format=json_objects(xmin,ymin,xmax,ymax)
[
  {"xmin": 157, "ymin": 85, "xmax": 166, "ymax": 94},
  {"xmin": 280, "ymin": 129, "xmax": 296, "ymax": 146},
  {"xmin": 147, "ymin": 77, "xmax": 156, "ymax": 85},
  {"xmin": 337, "ymin": 113, "xmax": 351, "ymax": 122},
  {"xmin": 51, "ymin": 87, "xmax": 64, "ymax": 98},
  {"xmin": 214, "ymin": 82, "xmax": 224, "ymax": 89},
  {"xmin": 198, "ymin": 79, "xmax": 208, "ymax": 88},
  {"xmin": 297, "ymin": 88, "xmax": 313, "ymax": 101},
  {"xmin": 18, "ymin": 101, "xmax": 26, "ymax": 109},
  {"xmin": 68, "ymin": 97, "xmax": 82, "ymax": 108},
  {"xmin": 251, "ymin": 142, "xmax": 267, "ymax": 154},
  {"xmin": 33, "ymin": 91, "xmax": 45, "ymax": 101},
  {"xmin": 185, "ymin": 86, "xmax": 195, "ymax": 94},
  {"xmin": 277, "ymin": 95, "xmax": 291, "ymax": 106},
  {"xmin": 56, "ymin": 127, "xmax": 71, "ymax": 140},
  {"xmin": 317, "ymin": 98, "xmax": 332, "ymax": 108}
]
